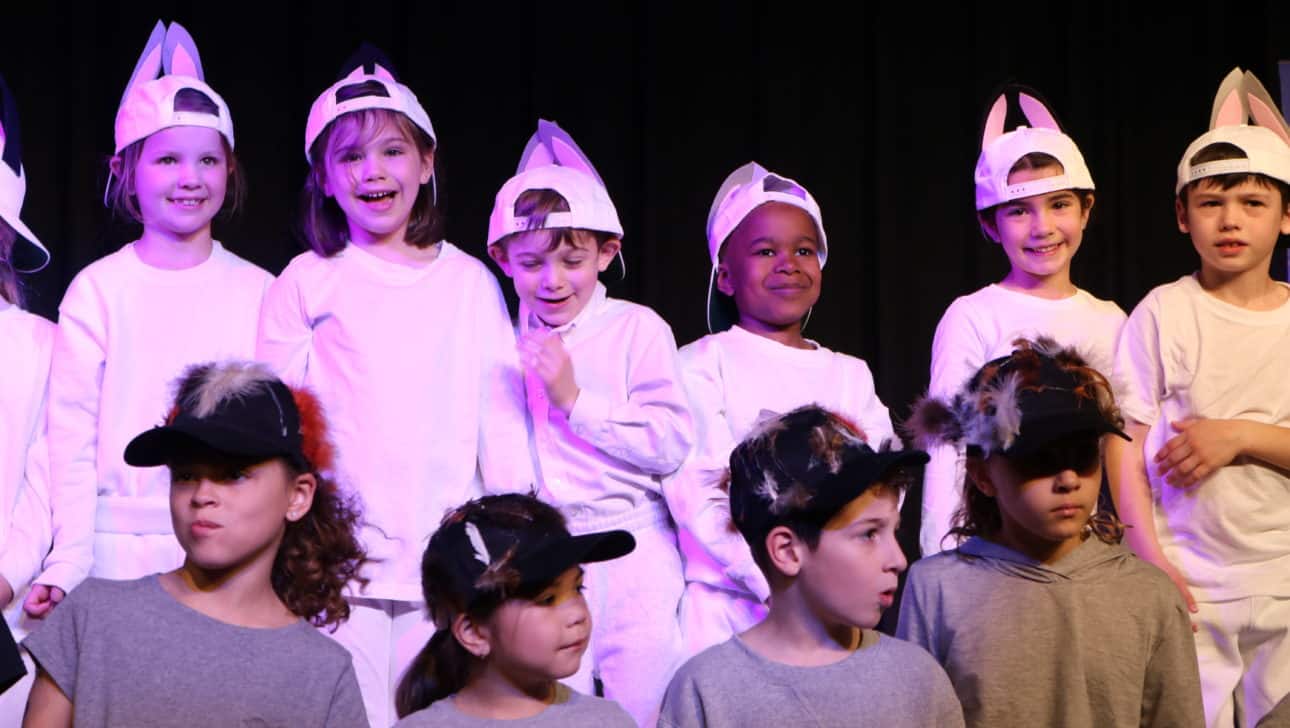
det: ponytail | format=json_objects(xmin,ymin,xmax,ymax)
[{"xmin": 395, "ymin": 628, "xmax": 476, "ymax": 718}]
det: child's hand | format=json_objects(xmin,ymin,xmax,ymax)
[
  {"xmin": 518, "ymin": 329, "xmax": 579, "ymax": 415},
  {"xmin": 1155, "ymin": 418, "xmax": 1243, "ymax": 488},
  {"xmin": 24, "ymin": 583, "xmax": 65, "ymax": 619},
  {"xmin": 1153, "ymin": 560, "xmax": 1199, "ymax": 632}
]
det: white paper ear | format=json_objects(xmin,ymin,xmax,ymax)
[
  {"xmin": 1243, "ymin": 70, "xmax": 1290, "ymax": 146},
  {"xmin": 516, "ymin": 119, "xmax": 607, "ymax": 186},
  {"xmin": 981, "ymin": 93, "xmax": 1008, "ymax": 148},
  {"xmin": 162, "ymin": 22, "xmax": 205, "ymax": 79},
  {"xmin": 1017, "ymin": 92, "xmax": 1060, "ymax": 131},
  {"xmin": 371, "ymin": 63, "xmax": 397, "ymax": 83},
  {"xmin": 120, "ymin": 20, "xmax": 167, "ymax": 107},
  {"xmin": 1210, "ymin": 67, "xmax": 1248, "ymax": 129}
]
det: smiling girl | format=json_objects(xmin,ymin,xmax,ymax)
[
  {"xmin": 256, "ymin": 45, "xmax": 532, "ymax": 726},
  {"xmin": 34, "ymin": 21, "xmax": 272, "ymax": 619}
]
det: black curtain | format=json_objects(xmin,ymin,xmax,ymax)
[{"xmin": 4, "ymin": 3, "xmax": 1288, "ymax": 564}]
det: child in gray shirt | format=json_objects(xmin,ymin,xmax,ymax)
[{"xmin": 659, "ymin": 405, "xmax": 963, "ymax": 728}]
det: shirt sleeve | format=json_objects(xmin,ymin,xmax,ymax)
[
  {"xmin": 657, "ymin": 664, "xmax": 704, "ymax": 728},
  {"xmin": 21, "ymin": 580, "xmax": 89, "ymax": 701},
  {"xmin": 1141, "ymin": 591, "xmax": 1205, "ymax": 728},
  {"xmin": 324, "ymin": 660, "xmax": 372, "ymax": 728},
  {"xmin": 475, "ymin": 271, "xmax": 537, "ymax": 494},
  {"xmin": 843, "ymin": 357, "xmax": 897, "ymax": 449},
  {"xmin": 0, "ymin": 415, "xmax": 53, "ymax": 600},
  {"xmin": 566, "ymin": 313, "xmax": 695, "ymax": 479},
  {"xmin": 663, "ymin": 343, "xmax": 769, "ymax": 602},
  {"xmin": 921, "ymin": 299, "xmax": 986, "ymax": 557},
  {"xmin": 40, "ymin": 276, "xmax": 107, "ymax": 593},
  {"xmin": 894, "ymin": 563, "xmax": 941, "ymax": 661},
  {"xmin": 256, "ymin": 262, "xmax": 314, "ymax": 387},
  {"xmin": 1113, "ymin": 294, "xmax": 1165, "ymax": 428}
]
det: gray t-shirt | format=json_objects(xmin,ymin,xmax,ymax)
[
  {"xmin": 22, "ymin": 575, "xmax": 368, "ymax": 728},
  {"xmin": 659, "ymin": 630, "xmax": 964, "ymax": 727},
  {"xmin": 897, "ymin": 536, "xmax": 1204, "ymax": 728},
  {"xmin": 394, "ymin": 683, "xmax": 633, "ymax": 727}
]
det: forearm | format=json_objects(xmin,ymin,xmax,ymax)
[
  {"xmin": 1234, "ymin": 420, "xmax": 1290, "ymax": 470},
  {"xmin": 1106, "ymin": 423, "xmax": 1169, "ymax": 564}
]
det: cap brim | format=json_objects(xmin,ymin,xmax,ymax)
[
  {"xmin": 0, "ymin": 212, "xmax": 49, "ymax": 273},
  {"xmin": 1002, "ymin": 413, "xmax": 1131, "ymax": 458},
  {"xmin": 124, "ymin": 421, "xmax": 289, "ymax": 467},
  {"xmin": 515, "ymin": 529, "xmax": 636, "ymax": 587}
]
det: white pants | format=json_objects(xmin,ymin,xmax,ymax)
[
  {"xmin": 566, "ymin": 511, "xmax": 685, "ymax": 727},
  {"xmin": 678, "ymin": 580, "xmax": 768, "ymax": 659},
  {"xmin": 1194, "ymin": 595, "xmax": 1290, "ymax": 728},
  {"xmin": 325, "ymin": 598, "xmax": 436, "ymax": 728}
]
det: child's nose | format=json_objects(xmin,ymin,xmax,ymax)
[
  {"xmin": 1053, "ymin": 469, "xmax": 1080, "ymax": 491},
  {"xmin": 1219, "ymin": 201, "xmax": 1240, "ymax": 229},
  {"xmin": 1031, "ymin": 210, "xmax": 1055, "ymax": 236},
  {"xmin": 191, "ymin": 479, "xmax": 219, "ymax": 505}
]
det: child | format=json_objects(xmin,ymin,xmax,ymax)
[
  {"xmin": 659, "ymin": 405, "xmax": 962, "ymax": 727},
  {"xmin": 921, "ymin": 86, "xmax": 1125, "ymax": 557},
  {"xmin": 1108, "ymin": 68, "xmax": 1290, "ymax": 728},
  {"xmin": 0, "ymin": 71, "xmax": 54, "ymax": 722},
  {"xmin": 485, "ymin": 120, "xmax": 692, "ymax": 726},
  {"xmin": 393, "ymin": 493, "xmax": 636, "ymax": 727},
  {"xmin": 257, "ymin": 45, "xmax": 533, "ymax": 726},
  {"xmin": 666, "ymin": 162, "xmax": 898, "ymax": 656},
  {"xmin": 901, "ymin": 338, "xmax": 1204, "ymax": 727},
  {"xmin": 34, "ymin": 21, "xmax": 272, "ymax": 615},
  {"xmin": 22, "ymin": 361, "xmax": 369, "ymax": 726}
]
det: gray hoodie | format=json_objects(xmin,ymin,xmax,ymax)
[{"xmin": 896, "ymin": 536, "xmax": 1204, "ymax": 728}]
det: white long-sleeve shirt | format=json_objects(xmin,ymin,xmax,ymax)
[
  {"xmin": 922, "ymin": 284, "xmax": 1125, "ymax": 556},
  {"xmin": 521, "ymin": 283, "xmax": 693, "ymax": 531},
  {"xmin": 0, "ymin": 304, "xmax": 55, "ymax": 625},
  {"xmin": 666, "ymin": 324, "xmax": 897, "ymax": 602},
  {"xmin": 257, "ymin": 242, "xmax": 534, "ymax": 602},
  {"xmin": 42, "ymin": 242, "xmax": 272, "ymax": 593}
]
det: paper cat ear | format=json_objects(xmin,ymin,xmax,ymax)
[
  {"xmin": 980, "ymin": 93, "xmax": 1008, "ymax": 148},
  {"xmin": 337, "ymin": 43, "xmax": 400, "ymax": 83},
  {"xmin": 516, "ymin": 119, "xmax": 607, "ymax": 185},
  {"xmin": 1243, "ymin": 70, "xmax": 1290, "ymax": 147},
  {"xmin": 161, "ymin": 22, "xmax": 204, "ymax": 79},
  {"xmin": 0, "ymin": 72, "xmax": 19, "ymax": 177},
  {"xmin": 1017, "ymin": 91, "xmax": 1060, "ymax": 131},
  {"xmin": 1210, "ymin": 67, "xmax": 1248, "ymax": 129},
  {"xmin": 120, "ymin": 20, "xmax": 166, "ymax": 107}
]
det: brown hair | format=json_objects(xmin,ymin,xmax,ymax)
[
  {"xmin": 300, "ymin": 105, "xmax": 442, "ymax": 257},
  {"xmin": 978, "ymin": 152, "xmax": 1095, "ymax": 234},
  {"xmin": 488, "ymin": 188, "xmax": 616, "ymax": 258},
  {"xmin": 1178, "ymin": 142, "xmax": 1290, "ymax": 208},
  {"xmin": 0, "ymin": 221, "xmax": 22, "ymax": 306},
  {"xmin": 395, "ymin": 494, "xmax": 567, "ymax": 718},
  {"xmin": 107, "ymin": 88, "xmax": 244, "ymax": 224}
]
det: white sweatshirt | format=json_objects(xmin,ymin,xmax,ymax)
[
  {"xmin": 42, "ymin": 242, "xmax": 272, "ymax": 593},
  {"xmin": 257, "ymin": 242, "xmax": 534, "ymax": 602},
  {"xmin": 521, "ymin": 283, "xmax": 693, "ymax": 531},
  {"xmin": 666, "ymin": 324, "xmax": 897, "ymax": 602},
  {"xmin": 0, "ymin": 304, "xmax": 55, "ymax": 621},
  {"xmin": 922, "ymin": 284, "xmax": 1125, "ymax": 556}
]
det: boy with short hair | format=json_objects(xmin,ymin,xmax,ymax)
[
  {"xmin": 1109, "ymin": 68, "xmax": 1290, "ymax": 728},
  {"xmin": 659, "ymin": 405, "xmax": 962, "ymax": 728},
  {"xmin": 666, "ymin": 163, "xmax": 900, "ymax": 657}
]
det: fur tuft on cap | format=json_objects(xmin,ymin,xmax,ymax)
[
  {"xmin": 293, "ymin": 388, "xmax": 335, "ymax": 473},
  {"xmin": 175, "ymin": 361, "xmax": 277, "ymax": 419}
]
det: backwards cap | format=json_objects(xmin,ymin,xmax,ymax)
[
  {"xmin": 487, "ymin": 119, "xmax": 623, "ymax": 246},
  {"xmin": 1176, "ymin": 68, "xmax": 1290, "ymax": 193},
  {"xmin": 0, "ymin": 72, "xmax": 49, "ymax": 272},
  {"xmin": 305, "ymin": 44, "xmax": 436, "ymax": 162},
  {"xmin": 704, "ymin": 162, "xmax": 827, "ymax": 333},
  {"xmin": 114, "ymin": 21, "xmax": 234, "ymax": 154},
  {"xmin": 974, "ymin": 86, "xmax": 1094, "ymax": 211}
]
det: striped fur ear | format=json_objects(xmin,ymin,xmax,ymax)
[{"xmin": 903, "ymin": 395, "xmax": 961, "ymax": 449}]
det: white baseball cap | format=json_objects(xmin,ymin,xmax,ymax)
[
  {"xmin": 704, "ymin": 162, "xmax": 826, "ymax": 332},
  {"xmin": 1176, "ymin": 68, "xmax": 1290, "ymax": 193},
  {"xmin": 305, "ymin": 45, "xmax": 436, "ymax": 161},
  {"xmin": 487, "ymin": 120, "xmax": 622, "ymax": 246},
  {"xmin": 114, "ymin": 21, "xmax": 234, "ymax": 154},
  {"xmin": 0, "ymin": 72, "xmax": 48, "ymax": 273},
  {"xmin": 974, "ymin": 88, "xmax": 1093, "ymax": 211}
]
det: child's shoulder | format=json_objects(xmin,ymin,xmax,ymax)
[{"xmin": 1128, "ymin": 275, "xmax": 1200, "ymax": 315}]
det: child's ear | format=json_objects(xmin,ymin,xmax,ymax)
[
  {"xmin": 596, "ymin": 238, "xmax": 622, "ymax": 272},
  {"xmin": 285, "ymin": 471, "xmax": 317, "ymax": 523},
  {"xmin": 966, "ymin": 457, "xmax": 997, "ymax": 498},
  {"xmin": 109, "ymin": 156, "xmax": 128, "ymax": 191},
  {"xmin": 715, "ymin": 262, "xmax": 735, "ymax": 296},
  {"xmin": 419, "ymin": 148, "xmax": 435, "ymax": 185},
  {"xmin": 487, "ymin": 244, "xmax": 513, "ymax": 276},
  {"xmin": 451, "ymin": 612, "xmax": 491, "ymax": 659},
  {"xmin": 1079, "ymin": 193, "xmax": 1095, "ymax": 228},
  {"xmin": 977, "ymin": 212, "xmax": 1000, "ymax": 243},
  {"xmin": 1175, "ymin": 197, "xmax": 1191, "ymax": 235},
  {"xmin": 764, "ymin": 526, "xmax": 805, "ymax": 578}
]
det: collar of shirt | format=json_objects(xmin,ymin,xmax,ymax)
[{"xmin": 519, "ymin": 281, "xmax": 609, "ymax": 345}]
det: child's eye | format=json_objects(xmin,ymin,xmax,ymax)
[
  {"xmin": 753, "ymin": 248, "xmax": 775, "ymax": 257},
  {"xmin": 564, "ymin": 257, "xmax": 587, "ymax": 267},
  {"xmin": 1052, "ymin": 199, "xmax": 1071, "ymax": 209},
  {"xmin": 535, "ymin": 593, "xmax": 557, "ymax": 606},
  {"xmin": 385, "ymin": 147, "xmax": 405, "ymax": 157},
  {"xmin": 156, "ymin": 155, "xmax": 177, "ymax": 165},
  {"xmin": 796, "ymin": 247, "xmax": 815, "ymax": 256},
  {"xmin": 520, "ymin": 261, "xmax": 542, "ymax": 271},
  {"xmin": 200, "ymin": 156, "xmax": 220, "ymax": 166},
  {"xmin": 1004, "ymin": 206, "xmax": 1027, "ymax": 217}
]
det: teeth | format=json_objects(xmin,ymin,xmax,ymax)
[{"xmin": 359, "ymin": 192, "xmax": 395, "ymax": 201}]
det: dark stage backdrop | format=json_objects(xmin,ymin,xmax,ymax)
[{"xmin": 3, "ymin": 3, "xmax": 1288, "ymax": 564}]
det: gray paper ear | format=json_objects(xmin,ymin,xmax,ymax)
[
  {"xmin": 1017, "ymin": 92, "xmax": 1060, "ymax": 131},
  {"xmin": 981, "ymin": 93, "xmax": 1008, "ymax": 148},
  {"xmin": 120, "ymin": 20, "xmax": 167, "ymax": 107},
  {"xmin": 516, "ymin": 119, "xmax": 606, "ymax": 186},
  {"xmin": 161, "ymin": 22, "xmax": 205, "ymax": 79},
  {"xmin": 1210, "ymin": 67, "xmax": 1248, "ymax": 129},
  {"xmin": 1242, "ymin": 70, "xmax": 1290, "ymax": 146}
]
